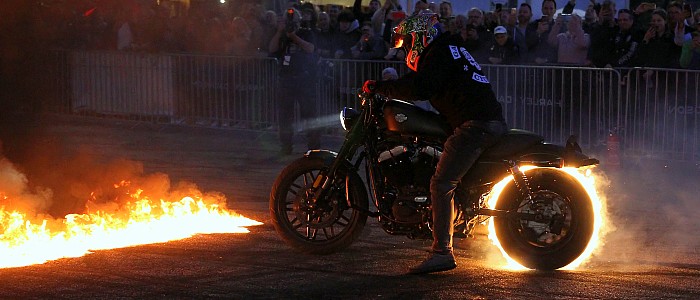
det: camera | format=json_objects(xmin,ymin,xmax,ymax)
[
  {"xmin": 560, "ymin": 13, "xmax": 572, "ymax": 23},
  {"xmin": 285, "ymin": 8, "xmax": 299, "ymax": 33}
]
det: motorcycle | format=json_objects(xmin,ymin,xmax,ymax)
[{"xmin": 269, "ymin": 92, "xmax": 600, "ymax": 270}]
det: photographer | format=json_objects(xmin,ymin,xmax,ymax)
[{"xmin": 269, "ymin": 8, "xmax": 321, "ymax": 155}]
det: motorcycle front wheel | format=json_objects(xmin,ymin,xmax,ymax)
[
  {"xmin": 493, "ymin": 168, "xmax": 594, "ymax": 270},
  {"xmin": 269, "ymin": 156, "xmax": 368, "ymax": 254}
]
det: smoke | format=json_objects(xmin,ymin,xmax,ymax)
[
  {"xmin": 590, "ymin": 161, "xmax": 700, "ymax": 268},
  {"xmin": 0, "ymin": 134, "xmax": 225, "ymax": 222}
]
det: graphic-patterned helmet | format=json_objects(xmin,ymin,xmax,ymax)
[{"xmin": 391, "ymin": 11, "xmax": 441, "ymax": 71}]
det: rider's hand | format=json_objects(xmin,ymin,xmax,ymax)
[{"xmin": 362, "ymin": 80, "xmax": 377, "ymax": 94}]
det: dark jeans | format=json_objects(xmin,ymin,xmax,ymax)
[{"xmin": 430, "ymin": 120, "xmax": 508, "ymax": 254}]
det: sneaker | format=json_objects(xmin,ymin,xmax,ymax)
[{"xmin": 408, "ymin": 252, "xmax": 457, "ymax": 275}]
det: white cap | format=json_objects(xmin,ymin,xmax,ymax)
[
  {"xmin": 382, "ymin": 67, "xmax": 398, "ymax": 80},
  {"xmin": 494, "ymin": 26, "xmax": 507, "ymax": 35}
]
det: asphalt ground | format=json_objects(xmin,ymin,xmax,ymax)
[{"xmin": 0, "ymin": 114, "xmax": 699, "ymax": 299}]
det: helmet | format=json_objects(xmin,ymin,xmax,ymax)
[{"xmin": 391, "ymin": 11, "xmax": 441, "ymax": 71}]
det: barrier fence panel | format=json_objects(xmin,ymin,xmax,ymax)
[
  {"xmin": 43, "ymin": 51, "xmax": 699, "ymax": 163},
  {"xmin": 622, "ymin": 68, "xmax": 700, "ymax": 162},
  {"xmin": 171, "ymin": 54, "xmax": 278, "ymax": 129},
  {"xmin": 69, "ymin": 51, "xmax": 175, "ymax": 122},
  {"xmin": 484, "ymin": 65, "xmax": 622, "ymax": 150}
]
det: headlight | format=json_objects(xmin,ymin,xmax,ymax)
[{"xmin": 339, "ymin": 107, "xmax": 359, "ymax": 131}]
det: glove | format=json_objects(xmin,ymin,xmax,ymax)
[{"xmin": 362, "ymin": 80, "xmax": 377, "ymax": 94}]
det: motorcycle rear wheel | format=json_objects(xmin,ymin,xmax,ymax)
[
  {"xmin": 269, "ymin": 156, "xmax": 368, "ymax": 254},
  {"xmin": 493, "ymin": 168, "xmax": 594, "ymax": 270}
]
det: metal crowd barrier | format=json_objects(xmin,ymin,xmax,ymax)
[{"xmin": 43, "ymin": 50, "xmax": 699, "ymax": 163}]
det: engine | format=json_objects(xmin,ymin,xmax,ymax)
[{"xmin": 375, "ymin": 141, "xmax": 442, "ymax": 237}]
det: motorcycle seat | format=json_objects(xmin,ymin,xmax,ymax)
[{"xmin": 481, "ymin": 129, "xmax": 544, "ymax": 159}]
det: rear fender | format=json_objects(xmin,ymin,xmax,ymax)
[{"xmin": 519, "ymin": 136, "xmax": 599, "ymax": 168}]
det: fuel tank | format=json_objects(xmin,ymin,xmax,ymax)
[{"xmin": 383, "ymin": 100, "xmax": 451, "ymax": 139}]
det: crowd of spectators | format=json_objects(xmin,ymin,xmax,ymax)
[{"xmin": 26, "ymin": 0, "xmax": 700, "ymax": 69}]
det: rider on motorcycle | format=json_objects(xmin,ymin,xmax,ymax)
[{"xmin": 363, "ymin": 10, "xmax": 507, "ymax": 274}]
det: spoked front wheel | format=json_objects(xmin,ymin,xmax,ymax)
[{"xmin": 269, "ymin": 156, "xmax": 368, "ymax": 254}]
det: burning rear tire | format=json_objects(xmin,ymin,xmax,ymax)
[
  {"xmin": 269, "ymin": 156, "xmax": 368, "ymax": 254},
  {"xmin": 493, "ymin": 168, "xmax": 594, "ymax": 270}
]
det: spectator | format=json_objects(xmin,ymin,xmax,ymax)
[
  {"xmin": 428, "ymin": 1, "xmax": 439, "ymax": 13},
  {"xmin": 241, "ymin": 2, "xmax": 265, "ymax": 54},
  {"xmin": 484, "ymin": 11, "xmax": 499, "ymax": 30},
  {"xmin": 327, "ymin": 4, "xmax": 342, "ymax": 31},
  {"xmin": 382, "ymin": 67, "xmax": 398, "ymax": 80},
  {"xmin": 466, "ymin": 8, "xmax": 491, "ymax": 48},
  {"xmin": 488, "ymin": 25, "xmax": 519, "ymax": 64},
  {"xmin": 115, "ymin": 9, "xmax": 135, "ymax": 50},
  {"xmin": 680, "ymin": 31, "xmax": 700, "ymax": 68},
  {"xmin": 351, "ymin": 24, "xmax": 387, "ymax": 59},
  {"xmin": 438, "ymin": 1, "xmax": 455, "ymax": 33},
  {"xmin": 548, "ymin": 13, "xmax": 590, "ymax": 65},
  {"xmin": 315, "ymin": 12, "xmax": 335, "ymax": 58},
  {"xmin": 413, "ymin": 0, "xmax": 429, "ymax": 15},
  {"xmin": 333, "ymin": 10, "xmax": 362, "ymax": 58},
  {"xmin": 354, "ymin": 0, "xmax": 381, "ymax": 26},
  {"xmin": 588, "ymin": 0, "xmax": 618, "ymax": 67},
  {"xmin": 268, "ymin": 8, "xmax": 320, "ymax": 155},
  {"xmin": 226, "ymin": 17, "xmax": 256, "ymax": 56},
  {"xmin": 462, "ymin": 24, "xmax": 489, "ymax": 63},
  {"xmin": 439, "ymin": 1, "xmax": 453, "ymax": 20},
  {"xmin": 511, "ymin": 3, "xmax": 539, "ymax": 64},
  {"xmin": 582, "ymin": 4, "xmax": 599, "ymax": 33},
  {"xmin": 528, "ymin": 0, "xmax": 559, "ymax": 64},
  {"xmin": 373, "ymin": 0, "xmax": 405, "ymax": 44},
  {"xmin": 259, "ymin": 11, "xmax": 279, "ymax": 54},
  {"xmin": 449, "ymin": 14, "xmax": 467, "ymax": 37},
  {"xmin": 633, "ymin": 2, "xmax": 656, "ymax": 33},
  {"xmin": 610, "ymin": 9, "xmax": 642, "ymax": 68},
  {"xmin": 668, "ymin": 1, "xmax": 695, "ymax": 46},
  {"xmin": 636, "ymin": 9, "xmax": 681, "ymax": 68}
]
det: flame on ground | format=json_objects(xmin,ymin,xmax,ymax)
[
  {"xmin": 486, "ymin": 166, "xmax": 608, "ymax": 271},
  {"xmin": 0, "ymin": 189, "xmax": 262, "ymax": 269}
]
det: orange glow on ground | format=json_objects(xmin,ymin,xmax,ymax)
[
  {"xmin": 486, "ymin": 167, "xmax": 608, "ymax": 270},
  {"xmin": 0, "ymin": 187, "xmax": 261, "ymax": 269}
]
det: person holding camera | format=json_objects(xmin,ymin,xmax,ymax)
[
  {"xmin": 548, "ymin": 13, "xmax": 590, "ymax": 65},
  {"xmin": 269, "ymin": 7, "xmax": 321, "ymax": 155}
]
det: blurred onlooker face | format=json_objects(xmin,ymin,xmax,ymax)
[
  {"xmin": 617, "ymin": 11, "xmax": 634, "ymax": 31},
  {"xmin": 585, "ymin": 5, "xmax": 598, "ymax": 23},
  {"xmin": 599, "ymin": 2, "xmax": 616, "ymax": 23},
  {"xmin": 369, "ymin": 0, "xmax": 381, "ymax": 12},
  {"xmin": 494, "ymin": 33, "xmax": 508, "ymax": 45},
  {"xmin": 318, "ymin": 12, "xmax": 330, "ymax": 30},
  {"xmin": 566, "ymin": 14, "xmax": 582, "ymax": 31},
  {"xmin": 467, "ymin": 9, "xmax": 483, "ymax": 26},
  {"xmin": 361, "ymin": 25, "xmax": 373, "ymax": 38},
  {"xmin": 667, "ymin": 5, "xmax": 684, "ymax": 24},
  {"xmin": 541, "ymin": 0, "xmax": 556, "ymax": 19},
  {"xmin": 415, "ymin": 1, "xmax": 429, "ymax": 13},
  {"xmin": 453, "ymin": 15, "xmax": 467, "ymax": 33},
  {"xmin": 339, "ymin": 20, "xmax": 351, "ymax": 32},
  {"xmin": 263, "ymin": 10, "xmax": 277, "ymax": 26},
  {"xmin": 439, "ymin": 2, "xmax": 452, "ymax": 17},
  {"xmin": 428, "ymin": 2, "xmax": 438, "ymax": 12},
  {"xmin": 518, "ymin": 5, "xmax": 533, "ymax": 25},
  {"xmin": 650, "ymin": 12, "xmax": 667, "ymax": 33},
  {"xmin": 328, "ymin": 5, "xmax": 340, "ymax": 22}
]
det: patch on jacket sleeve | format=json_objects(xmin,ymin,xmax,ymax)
[{"xmin": 449, "ymin": 45, "xmax": 461, "ymax": 59}]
